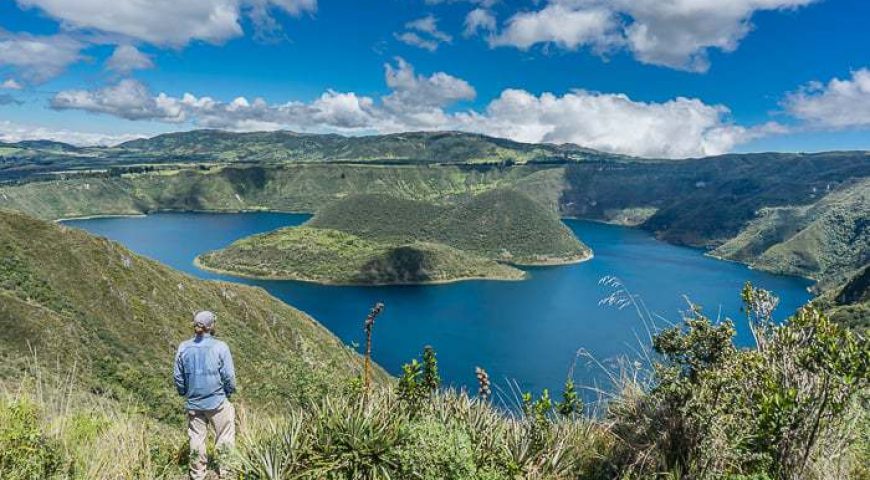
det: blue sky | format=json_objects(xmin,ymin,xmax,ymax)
[{"xmin": 0, "ymin": 0, "xmax": 868, "ymax": 158}]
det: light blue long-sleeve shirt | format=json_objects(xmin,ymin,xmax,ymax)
[{"xmin": 173, "ymin": 334, "xmax": 236, "ymax": 411}]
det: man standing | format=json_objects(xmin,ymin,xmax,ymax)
[{"xmin": 174, "ymin": 311, "xmax": 237, "ymax": 479}]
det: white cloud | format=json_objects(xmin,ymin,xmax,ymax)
[
  {"xmin": 15, "ymin": 0, "xmax": 317, "ymax": 47},
  {"xmin": 383, "ymin": 58, "xmax": 476, "ymax": 110},
  {"xmin": 0, "ymin": 31, "xmax": 84, "ymax": 83},
  {"xmin": 0, "ymin": 120, "xmax": 146, "ymax": 146},
  {"xmin": 491, "ymin": 3, "xmax": 619, "ymax": 52},
  {"xmin": 783, "ymin": 68, "xmax": 870, "ymax": 129},
  {"xmin": 464, "ymin": 8, "xmax": 496, "ymax": 37},
  {"xmin": 105, "ymin": 45, "xmax": 154, "ymax": 74},
  {"xmin": 486, "ymin": 0, "xmax": 815, "ymax": 72},
  {"xmin": 2, "ymin": 78, "xmax": 23, "ymax": 90},
  {"xmin": 395, "ymin": 32, "xmax": 440, "ymax": 52},
  {"xmin": 451, "ymin": 89, "xmax": 769, "ymax": 157},
  {"xmin": 621, "ymin": 0, "xmax": 814, "ymax": 72},
  {"xmin": 396, "ymin": 15, "xmax": 452, "ymax": 51},
  {"xmin": 49, "ymin": 60, "xmax": 770, "ymax": 158},
  {"xmin": 51, "ymin": 79, "xmax": 186, "ymax": 122}
]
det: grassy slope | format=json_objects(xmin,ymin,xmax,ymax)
[
  {"xmin": 308, "ymin": 189, "xmax": 591, "ymax": 264},
  {"xmin": 816, "ymin": 265, "xmax": 870, "ymax": 331},
  {"xmin": 0, "ymin": 164, "xmax": 560, "ymax": 220},
  {"xmin": 115, "ymin": 130, "xmax": 613, "ymax": 165},
  {"xmin": 197, "ymin": 226, "xmax": 525, "ymax": 284},
  {"xmin": 0, "ymin": 209, "xmax": 383, "ymax": 423},
  {"xmin": 713, "ymin": 178, "xmax": 869, "ymax": 287}
]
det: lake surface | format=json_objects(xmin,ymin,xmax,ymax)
[{"xmin": 66, "ymin": 212, "xmax": 814, "ymax": 401}]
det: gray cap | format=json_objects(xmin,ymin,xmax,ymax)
[{"xmin": 193, "ymin": 310, "xmax": 216, "ymax": 329}]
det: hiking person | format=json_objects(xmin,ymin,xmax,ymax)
[{"xmin": 173, "ymin": 310, "xmax": 237, "ymax": 479}]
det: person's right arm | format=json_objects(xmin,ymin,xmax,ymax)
[{"xmin": 173, "ymin": 345, "xmax": 187, "ymax": 396}]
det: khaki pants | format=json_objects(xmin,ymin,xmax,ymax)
[{"xmin": 188, "ymin": 401, "xmax": 236, "ymax": 480}]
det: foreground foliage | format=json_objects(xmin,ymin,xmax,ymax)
[{"xmin": 2, "ymin": 284, "xmax": 865, "ymax": 479}]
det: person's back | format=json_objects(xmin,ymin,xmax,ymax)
[
  {"xmin": 175, "ymin": 334, "xmax": 235, "ymax": 411},
  {"xmin": 174, "ymin": 311, "xmax": 236, "ymax": 480}
]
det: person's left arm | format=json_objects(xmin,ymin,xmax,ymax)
[{"xmin": 173, "ymin": 345, "xmax": 187, "ymax": 396}]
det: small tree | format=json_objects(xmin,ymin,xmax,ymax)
[
  {"xmin": 421, "ymin": 346, "xmax": 441, "ymax": 394},
  {"xmin": 556, "ymin": 378, "xmax": 582, "ymax": 417},
  {"xmin": 397, "ymin": 359, "xmax": 425, "ymax": 413}
]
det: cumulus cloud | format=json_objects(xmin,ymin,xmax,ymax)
[
  {"xmin": 0, "ymin": 120, "xmax": 146, "ymax": 146},
  {"xmin": 464, "ymin": 8, "xmax": 497, "ymax": 37},
  {"xmin": 51, "ymin": 79, "xmax": 186, "ymax": 122},
  {"xmin": 49, "ymin": 59, "xmax": 769, "ymax": 158},
  {"xmin": 105, "ymin": 45, "xmax": 154, "ymax": 74},
  {"xmin": 0, "ymin": 31, "xmax": 84, "ymax": 83},
  {"xmin": 491, "ymin": 3, "xmax": 619, "ymax": 52},
  {"xmin": 486, "ymin": 0, "xmax": 815, "ymax": 72},
  {"xmin": 15, "ymin": 0, "xmax": 317, "ymax": 47},
  {"xmin": 396, "ymin": 15, "xmax": 452, "ymax": 51},
  {"xmin": 2, "ymin": 78, "xmax": 23, "ymax": 90},
  {"xmin": 783, "ymin": 68, "xmax": 870, "ymax": 129},
  {"xmin": 452, "ymin": 89, "xmax": 769, "ymax": 157}
]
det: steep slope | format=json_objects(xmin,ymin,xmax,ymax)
[
  {"xmin": 309, "ymin": 189, "xmax": 591, "ymax": 264},
  {"xmin": 817, "ymin": 265, "xmax": 870, "ymax": 331},
  {"xmin": 712, "ymin": 178, "xmax": 869, "ymax": 287},
  {"xmin": 0, "ymin": 210, "xmax": 379, "ymax": 423}
]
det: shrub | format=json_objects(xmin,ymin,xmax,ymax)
[
  {"xmin": 397, "ymin": 419, "xmax": 477, "ymax": 480},
  {"xmin": 0, "ymin": 397, "xmax": 64, "ymax": 479},
  {"xmin": 608, "ymin": 283, "xmax": 869, "ymax": 479}
]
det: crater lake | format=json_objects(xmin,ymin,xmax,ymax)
[{"xmin": 65, "ymin": 212, "xmax": 814, "ymax": 402}]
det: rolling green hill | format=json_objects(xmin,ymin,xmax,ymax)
[
  {"xmin": 0, "ymin": 209, "xmax": 381, "ymax": 423},
  {"xmin": 197, "ymin": 226, "xmax": 525, "ymax": 284},
  {"xmin": 309, "ymin": 189, "xmax": 591, "ymax": 265},
  {"xmin": 115, "ymin": 129, "xmax": 618, "ymax": 165},
  {"xmin": 198, "ymin": 189, "xmax": 589, "ymax": 284}
]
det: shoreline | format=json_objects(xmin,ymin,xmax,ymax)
[
  {"xmin": 193, "ymin": 256, "xmax": 528, "ymax": 286},
  {"xmin": 58, "ymin": 208, "xmax": 810, "ymax": 291},
  {"xmin": 55, "ymin": 213, "xmax": 148, "ymax": 222},
  {"xmin": 512, "ymin": 251, "xmax": 594, "ymax": 267}
]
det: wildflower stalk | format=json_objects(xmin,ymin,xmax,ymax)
[{"xmin": 362, "ymin": 302, "xmax": 385, "ymax": 397}]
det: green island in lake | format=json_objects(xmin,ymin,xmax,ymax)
[{"xmin": 196, "ymin": 189, "xmax": 591, "ymax": 284}]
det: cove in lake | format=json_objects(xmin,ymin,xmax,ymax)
[{"xmin": 66, "ymin": 212, "xmax": 814, "ymax": 400}]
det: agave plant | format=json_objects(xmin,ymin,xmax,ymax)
[
  {"xmin": 308, "ymin": 391, "xmax": 410, "ymax": 480},
  {"xmin": 235, "ymin": 411, "xmax": 314, "ymax": 480}
]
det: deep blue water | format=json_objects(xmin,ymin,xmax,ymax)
[{"xmin": 66, "ymin": 212, "xmax": 814, "ymax": 401}]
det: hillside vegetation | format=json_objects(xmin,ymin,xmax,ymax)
[
  {"xmin": 197, "ymin": 227, "xmax": 525, "ymax": 284},
  {"xmin": 198, "ymin": 190, "xmax": 587, "ymax": 284},
  {"xmin": 309, "ymin": 189, "xmax": 590, "ymax": 265},
  {"xmin": 0, "ymin": 130, "xmax": 619, "ymax": 182},
  {"xmin": 713, "ymin": 178, "xmax": 868, "ymax": 288},
  {"xmin": 0, "ymin": 209, "xmax": 381, "ymax": 424},
  {"xmin": 3, "ymin": 277, "xmax": 866, "ymax": 479}
]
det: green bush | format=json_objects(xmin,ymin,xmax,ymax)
[
  {"xmin": 608, "ymin": 283, "xmax": 869, "ymax": 479},
  {"xmin": 0, "ymin": 398, "xmax": 64, "ymax": 479},
  {"xmin": 397, "ymin": 419, "xmax": 477, "ymax": 480}
]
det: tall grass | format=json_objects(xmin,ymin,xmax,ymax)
[{"xmin": 0, "ymin": 359, "xmax": 185, "ymax": 479}]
